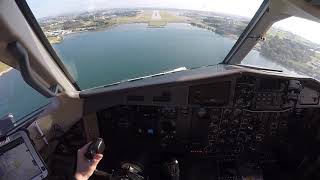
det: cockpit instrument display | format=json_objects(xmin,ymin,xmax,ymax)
[{"xmin": 0, "ymin": 131, "xmax": 47, "ymax": 180}]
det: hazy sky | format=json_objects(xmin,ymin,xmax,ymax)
[
  {"xmin": 27, "ymin": 0, "xmax": 320, "ymax": 44},
  {"xmin": 276, "ymin": 17, "xmax": 320, "ymax": 45},
  {"xmin": 27, "ymin": 0, "xmax": 263, "ymax": 18}
]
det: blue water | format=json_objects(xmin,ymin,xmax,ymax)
[
  {"xmin": 53, "ymin": 23, "xmax": 235, "ymax": 89},
  {"xmin": 0, "ymin": 23, "xmax": 282, "ymax": 122},
  {"xmin": 0, "ymin": 70, "xmax": 49, "ymax": 120}
]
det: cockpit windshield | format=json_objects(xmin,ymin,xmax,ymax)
[
  {"xmin": 26, "ymin": 0, "xmax": 263, "ymax": 89},
  {"xmin": 242, "ymin": 17, "xmax": 320, "ymax": 79}
]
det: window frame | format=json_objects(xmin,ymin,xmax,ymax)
[{"xmin": 15, "ymin": 0, "xmax": 81, "ymax": 90}]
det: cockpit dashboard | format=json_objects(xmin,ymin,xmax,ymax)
[{"xmin": 71, "ymin": 65, "xmax": 320, "ymax": 180}]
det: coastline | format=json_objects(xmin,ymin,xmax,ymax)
[
  {"xmin": 0, "ymin": 67, "xmax": 13, "ymax": 77},
  {"xmin": 48, "ymin": 22, "xmax": 124, "ymax": 44},
  {"xmin": 46, "ymin": 11, "xmax": 189, "ymax": 44},
  {"xmin": 48, "ymin": 21, "xmax": 216, "ymax": 44}
]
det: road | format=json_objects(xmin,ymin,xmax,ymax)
[{"xmin": 151, "ymin": 10, "xmax": 161, "ymax": 20}]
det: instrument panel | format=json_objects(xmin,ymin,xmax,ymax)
[
  {"xmin": 92, "ymin": 73, "xmax": 319, "ymax": 179},
  {"xmin": 189, "ymin": 81, "xmax": 231, "ymax": 106},
  {"xmin": 97, "ymin": 75, "xmax": 306, "ymax": 158}
]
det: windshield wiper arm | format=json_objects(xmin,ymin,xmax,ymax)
[
  {"xmin": 98, "ymin": 67, "xmax": 188, "ymax": 88},
  {"xmin": 235, "ymin": 64, "xmax": 283, "ymax": 72},
  {"xmin": 123, "ymin": 67, "xmax": 188, "ymax": 82}
]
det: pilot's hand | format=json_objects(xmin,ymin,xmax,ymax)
[{"xmin": 74, "ymin": 142, "xmax": 103, "ymax": 180}]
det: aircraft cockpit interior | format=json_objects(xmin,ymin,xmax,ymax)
[{"xmin": 0, "ymin": 0, "xmax": 320, "ymax": 179}]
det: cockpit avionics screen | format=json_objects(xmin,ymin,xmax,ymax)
[{"xmin": 0, "ymin": 137, "xmax": 42, "ymax": 180}]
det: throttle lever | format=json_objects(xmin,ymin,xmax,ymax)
[{"xmin": 85, "ymin": 138, "xmax": 105, "ymax": 160}]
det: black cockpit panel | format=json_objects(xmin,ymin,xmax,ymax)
[{"xmin": 85, "ymin": 71, "xmax": 320, "ymax": 180}]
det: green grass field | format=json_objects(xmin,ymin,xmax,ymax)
[
  {"xmin": 159, "ymin": 11, "xmax": 187, "ymax": 22},
  {"xmin": 116, "ymin": 10, "xmax": 186, "ymax": 25},
  {"xmin": 116, "ymin": 10, "xmax": 152, "ymax": 23},
  {"xmin": 315, "ymin": 52, "xmax": 320, "ymax": 59}
]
